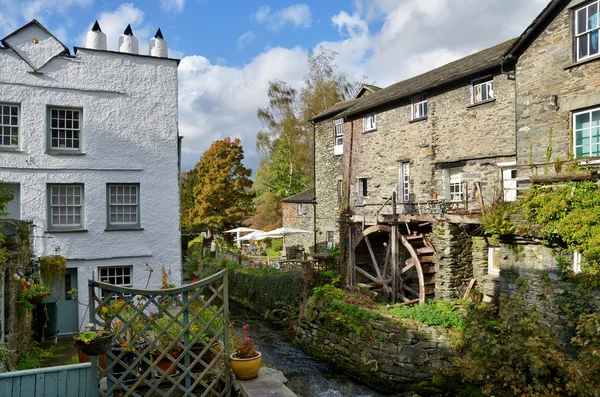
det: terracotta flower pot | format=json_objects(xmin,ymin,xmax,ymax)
[
  {"xmin": 230, "ymin": 351, "xmax": 261, "ymax": 380},
  {"xmin": 152, "ymin": 350, "xmax": 181, "ymax": 376},
  {"xmin": 432, "ymin": 193, "xmax": 438, "ymax": 200}
]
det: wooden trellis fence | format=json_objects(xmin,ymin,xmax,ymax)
[{"xmin": 88, "ymin": 269, "xmax": 230, "ymax": 397}]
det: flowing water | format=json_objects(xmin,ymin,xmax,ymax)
[{"xmin": 231, "ymin": 305, "xmax": 391, "ymax": 397}]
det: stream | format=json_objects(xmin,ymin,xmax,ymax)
[{"xmin": 231, "ymin": 305, "xmax": 391, "ymax": 397}]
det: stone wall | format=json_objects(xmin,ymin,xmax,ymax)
[
  {"xmin": 515, "ymin": 5, "xmax": 600, "ymax": 166},
  {"xmin": 470, "ymin": 236, "xmax": 500, "ymax": 299},
  {"xmin": 281, "ymin": 202, "xmax": 314, "ymax": 253},
  {"xmin": 0, "ymin": 220, "xmax": 33, "ymax": 366},
  {"xmin": 296, "ymin": 304, "xmax": 458, "ymax": 393},
  {"xmin": 314, "ymin": 119, "xmax": 343, "ymax": 251},
  {"xmin": 431, "ymin": 223, "xmax": 473, "ymax": 300}
]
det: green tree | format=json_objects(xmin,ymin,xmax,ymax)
[
  {"xmin": 180, "ymin": 168, "xmax": 200, "ymax": 232},
  {"xmin": 188, "ymin": 138, "xmax": 254, "ymax": 232},
  {"xmin": 0, "ymin": 185, "xmax": 14, "ymax": 264}
]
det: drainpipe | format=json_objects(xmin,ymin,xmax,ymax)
[{"xmin": 312, "ymin": 121, "xmax": 317, "ymax": 253}]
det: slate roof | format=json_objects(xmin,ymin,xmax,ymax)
[
  {"xmin": 310, "ymin": 98, "xmax": 360, "ymax": 122},
  {"xmin": 332, "ymin": 38, "xmax": 517, "ymax": 119},
  {"xmin": 281, "ymin": 188, "xmax": 316, "ymax": 204}
]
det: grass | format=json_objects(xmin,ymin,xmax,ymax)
[
  {"xmin": 386, "ymin": 300, "xmax": 465, "ymax": 330},
  {"xmin": 16, "ymin": 342, "xmax": 61, "ymax": 370}
]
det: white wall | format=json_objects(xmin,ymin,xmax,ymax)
[{"xmin": 0, "ymin": 30, "xmax": 182, "ymax": 330}]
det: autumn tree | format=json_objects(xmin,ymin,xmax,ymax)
[
  {"xmin": 187, "ymin": 138, "xmax": 254, "ymax": 232},
  {"xmin": 251, "ymin": 49, "xmax": 358, "ymax": 228}
]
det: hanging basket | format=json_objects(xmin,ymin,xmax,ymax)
[
  {"xmin": 74, "ymin": 334, "xmax": 114, "ymax": 356},
  {"xmin": 27, "ymin": 292, "xmax": 50, "ymax": 305}
]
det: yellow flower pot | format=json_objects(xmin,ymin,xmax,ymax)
[{"xmin": 230, "ymin": 351, "xmax": 262, "ymax": 380}]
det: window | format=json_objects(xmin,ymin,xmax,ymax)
[
  {"xmin": 446, "ymin": 168, "xmax": 463, "ymax": 202},
  {"xmin": 575, "ymin": 1, "xmax": 599, "ymax": 61},
  {"xmin": 363, "ymin": 113, "xmax": 376, "ymax": 132},
  {"xmin": 0, "ymin": 104, "xmax": 19, "ymax": 149},
  {"xmin": 472, "ymin": 78, "xmax": 494, "ymax": 103},
  {"xmin": 334, "ymin": 118, "xmax": 344, "ymax": 155},
  {"xmin": 503, "ymin": 169, "xmax": 518, "ymax": 202},
  {"xmin": 48, "ymin": 184, "xmax": 84, "ymax": 230},
  {"xmin": 488, "ymin": 247, "xmax": 501, "ymax": 275},
  {"xmin": 574, "ymin": 107, "xmax": 600, "ymax": 158},
  {"xmin": 573, "ymin": 252, "xmax": 582, "ymax": 274},
  {"xmin": 99, "ymin": 266, "xmax": 132, "ymax": 300},
  {"xmin": 326, "ymin": 231, "xmax": 334, "ymax": 249},
  {"xmin": 48, "ymin": 107, "xmax": 82, "ymax": 152},
  {"xmin": 357, "ymin": 178, "xmax": 368, "ymax": 198},
  {"xmin": 412, "ymin": 94, "xmax": 428, "ymax": 120},
  {"xmin": 297, "ymin": 203, "xmax": 305, "ymax": 215},
  {"xmin": 399, "ymin": 162, "xmax": 410, "ymax": 203},
  {"xmin": 107, "ymin": 184, "xmax": 140, "ymax": 229},
  {"xmin": 337, "ymin": 180, "xmax": 343, "ymax": 203}
]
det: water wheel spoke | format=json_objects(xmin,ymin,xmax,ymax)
[
  {"xmin": 402, "ymin": 260, "xmax": 415, "ymax": 274},
  {"xmin": 356, "ymin": 266, "xmax": 378, "ymax": 283},
  {"xmin": 382, "ymin": 236, "xmax": 391, "ymax": 277},
  {"xmin": 364, "ymin": 236, "xmax": 382, "ymax": 278},
  {"xmin": 404, "ymin": 284, "xmax": 419, "ymax": 297},
  {"xmin": 397, "ymin": 293, "xmax": 411, "ymax": 303}
]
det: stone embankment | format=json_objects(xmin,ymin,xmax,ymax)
[{"xmin": 295, "ymin": 307, "xmax": 458, "ymax": 393}]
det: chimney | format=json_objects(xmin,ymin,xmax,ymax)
[
  {"xmin": 149, "ymin": 28, "xmax": 168, "ymax": 58},
  {"xmin": 86, "ymin": 21, "xmax": 107, "ymax": 50},
  {"xmin": 118, "ymin": 24, "xmax": 139, "ymax": 54}
]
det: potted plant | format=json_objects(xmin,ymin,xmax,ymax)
[
  {"xmin": 189, "ymin": 306, "xmax": 224, "ymax": 370},
  {"xmin": 24, "ymin": 282, "xmax": 51, "ymax": 305},
  {"xmin": 230, "ymin": 323, "xmax": 261, "ymax": 380},
  {"xmin": 74, "ymin": 325, "xmax": 113, "ymax": 356},
  {"xmin": 150, "ymin": 316, "xmax": 183, "ymax": 376},
  {"xmin": 39, "ymin": 246, "xmax": 67, "ymax": 298}
]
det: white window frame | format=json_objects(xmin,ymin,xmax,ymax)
[
  {"xmin": 575, "ymin": 1, "xmax": 600, "ymax": 61},
  {"xmin": 107, "ymin": 184, "xmax": 140, "ymax": 229},
  {"xmin": 472, "ymin": 78, "xmax": 494, "ymax": 104},
  {"xmin": 297, "ymin": 203, "xmax": 305, "ymax": 216},
  {"xmin": 326, "ymin": 231, "xmax": 334, "ymax": 249},
  {"xmin": 48, "ymin": 107, "xmax": 82, "ymax": 152},
  {"xmin": 363, "ymin": 113, "xmax": 376, "ymax": 132},
  {"xmin": 99, "ymin": 266, "xmax": 133, "ymax": 300},
  {"xmin": 357, "ymin": 178, "xmax": 368, "ymax": 198},
  {"xmin": 0, "ymin": 103, "xmax": 19, "ymax": 149},
  {"xmin": 448, "ymin": 168, "xmax": 464, "ymax": 202},
  {"xmin": 573, "ymin": 252, "xmax": 583, "ymax": 274},
  {"xmin": 412, "ymin": 94, "xmax": 428, "ymax": 120},
  {"xmin": 488, "ymin": 247, "xmax": 501, "ymax": 276},
  {"xmin": 502, "ymin": 168, "xmax": 518, "ymax": 202},
  {"xmin": 334, "ymin": 118, "xmax": 344, "ymax": 155},
  {"xmin": 48, "ymin": 184, "xmax": 84, "ymax": 230},
  {"xmin": 399, "ymin": 162, "xmax": 410, "ymax": 203},
  {"xmin": 574, "ymin": 107, "xmax": 600, "ymax": 158}
]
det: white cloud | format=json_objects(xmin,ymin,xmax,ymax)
[
  {"xmin": 237, "ymin": 31, "xmax": 256, "ymax": 50},
  {"xmin": 253, "ymin": 4, "xmax": 312, "ymax": 31},
  {"xmin": 78, "ymin": 3, "xmax": 151, "ymax": 54},
  {"xmin": 332, "ymin": 11, "xmax": 368, "ymax": 38},
  {"xmin": 161, "ymin": 0, "xmax": 185, "ymax": 13}
]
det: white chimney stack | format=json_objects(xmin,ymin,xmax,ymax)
[
  {"xmin": 86, "ymin": 21, "xmax": 107, "ymax": 50},
  {"xmin": 118, "ymin": 24, "xmax": 139, "ymax": 54},
  {"xmin": 149, "ymin": 28, "xmax": 169, "ymax": 58}
]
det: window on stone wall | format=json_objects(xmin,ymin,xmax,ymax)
[
  {"xmin": 0, "ymin": 103, "xmax": 19, "ymax": 149},
  {"xmin": 488, "ymin": 247, "xmax": 501, "ymax": 275},
  {"xmin": 575, "ymin": 1, "xmax": 599, "ymax": 61},
  {"xmin": 472, "ymin": 78, "xmax": 494, "ymax": 104},
  {"xmin": 327, "ymin": 231, "xmax": 334, "ymax": 249},
  {"xmin": 297, "ymin": 203, "xmax": 306, "ymax": 216},
  {"xmin": 574, "ymin": 107, "xmax": 600, "ymax": 158},
  {"xmin": 444, "ymin": 168, "xmax": 463, "ymax": 202},
  {"xmin": 399, "ymin": 162, "xmax": 410, "ymax": 203},
  {"xmin": 363, "ymin": 113, "xmax": 376, "ymax": 132},
  {"xmin": 356, "ymin": 178, "xmax": 368, "ymax": 206},
  {"xmin": 412, "ymin": 94, "xmax": 428, "ymax": 120},
  {"xmin": 334, "ymin": 118, "xmax": 344, "ymax": 155},
  {"xmin": 99, "ymin": 266, "xmax": 133, "ymax": 300}
]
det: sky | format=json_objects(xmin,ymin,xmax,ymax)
[{"xmin": 0, "ymin": 0, "xmax": 550, "ymax": 173}]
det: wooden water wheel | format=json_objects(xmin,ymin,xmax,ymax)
[{"xmin": 353, "ymin": 225, "xmax": 436, "ymax": 303}]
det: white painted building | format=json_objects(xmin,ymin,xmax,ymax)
[{"xmin": 0, "ymin": 20, "xmax": 182, "ymax": 334}]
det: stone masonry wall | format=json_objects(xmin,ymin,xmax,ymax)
[
  {"xmin": 343, "ymin": 72, "xmax": 515, "ymax": 223},
  {"xmin": 432, "ymin": 223, "xmax": 473, "ymax": 300},
  {"xmin": 296, "ymin": 304, "xmax": 458, "ymax": 393},
  {"xmin": 281, "ymin": 202, "xmax": 314, "ymax": 254},
  {"xmin": 515, "ymin": 6, "xmax": 600, "ymax": 167},
  {"xmin": 0, "ymin": 220, "xmax": 33, "ymax": 368},
  {"xmin": 315, "ymin": 119, "xmax": 343, "ymax": 251}
]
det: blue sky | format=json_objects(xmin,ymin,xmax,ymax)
[{"xmin": 1, "ymin": 0, "xmax": 549, "ymax": 172}]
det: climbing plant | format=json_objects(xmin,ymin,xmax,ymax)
[{"xmin": 39, "ymin": 247, "xmax": 67, "ymax": 298}]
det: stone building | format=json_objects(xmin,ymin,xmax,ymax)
[
  {"xmin": 0, "ymin": 20, "xmax": 181, "ymax": 334},
  {"xmin": 281, "ymin": 188, "xmax": 315, "ymax": 255}
]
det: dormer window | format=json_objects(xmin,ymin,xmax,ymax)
[
  {"xmin": 363, "ymin": 113, "xmax": 376, "ymax": 132},
  {"xmin": 334, "ymin": 118, "xmax": 344, "ymax": 155},
  {"xmin": 472, "ymin": 78, "xmax": 494, "ymax": 104},
  {"xmin": 412, "ymin": 94, "xmax": 428, "ymax": 120},
  {"xmin": 575, "ymin": 1, "xmax": 599, "ymax": 61}
]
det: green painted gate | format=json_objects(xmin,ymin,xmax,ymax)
[{"xmin": 56, "ymin": 268, "xmax": 79, "ymax": 335}]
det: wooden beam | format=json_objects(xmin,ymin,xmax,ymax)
[
  {"xmin": 397, "ymin": 294, "xmax": 411, "ymax": 303},
  {"xmin": 402, "ymin": 260, "xmax": 415, "ymax": 273},
  {"xmin": 364, "ymin": 236, "xmax": 382, "ymax": 278},
  {"xmin": 531, "ymin": 170, "xmax": 598, "ymax": 183},
  {"xmin": 391, "ymin": 193, "xmax": 398, "ymax": 303},
  {"xmin": 356, "ymin": 266, "xmax": 378, "ymax": 283},
  {"xmin": 463, "ymin": 279, "xmax": 477, "ymax": 300},
  {"xmin": 404, "ymin": 284, "xmax": 419, "ymax": 297},
  {"xmin": 382, "ymin": 236, "xmax": 391, "ymax": 277}
]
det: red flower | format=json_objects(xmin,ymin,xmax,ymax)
[
  {"xmin": 243, "ymin": 324, "xmax": 249, "ymax": 330},
  {"xmin": 192, "ymin": 279, "xmax": 197, "ymax": 283}
]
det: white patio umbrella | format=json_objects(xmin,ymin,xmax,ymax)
[
  {"xmin": 264, "ymin": 227, "xmax": 313, "ymax": 255},
  {"xmin": 225, "ymin": 227, "xmax": 258, "ymax": 248}
]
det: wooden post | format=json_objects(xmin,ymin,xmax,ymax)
[
  {"xmin": 391, "ymin": 192, "xmax": 398, "ymax": 303},
  {"xmin": 348, "ymin": 224, "xmax": 355, "ymax": 288}
]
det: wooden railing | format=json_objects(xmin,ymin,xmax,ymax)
[{"xmin": 0, "ymin": 363, "xmax": 92, "ymax": 397}]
